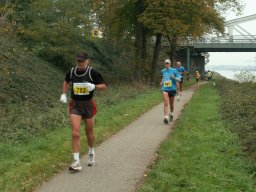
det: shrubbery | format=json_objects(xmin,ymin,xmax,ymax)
[
  {"xmin": 0, "ymin": 35, "xmax": 68, "ymax": 143},
  {"xmin": 234, "ymin": 71, "xmax": 256, "ymax": 83},
  {"xmin": 216, "ymin": 75, "xmax": 256, "ymax": 160}
]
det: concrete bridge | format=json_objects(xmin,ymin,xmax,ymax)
[
  {"xmin": 184, "ymin": 35, "xmax": 256, "ymax": 52},
  {"xmin": 173, "ymin": 14, "xmax": 256, "ymax": 74}
]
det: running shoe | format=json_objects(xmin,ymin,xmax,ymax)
[
  {"xmin": 88, "ymin": 153, "xmax": 95, "ymax": 166},
  {"xmin": 163, "ymin": 116, "xmax": 169, "ymax": 124},
  {"xmin": 69, "ymin": 161, "xmax": 82, "ymax": 171},
  {"xmin": 177, "ymin": 95, "xmax": 180, "ymax": 101},
  {"xmin": 169, "ymin": 114, "xmax": 173, "ymax": 122}
]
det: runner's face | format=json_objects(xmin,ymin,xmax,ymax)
[{"xmin": 164, "ymin": 63, "xmax": 170, "ymax": 69}]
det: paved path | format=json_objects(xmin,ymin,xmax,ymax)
[{"xmin": 36, "ymin": 83, "xmax": 203, "ymax": 192}]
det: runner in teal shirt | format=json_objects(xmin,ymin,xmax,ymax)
[
  {"xmin": 161, "ymin": 59, "xmax": 181, "ymax": 124},
  {"xmin": 176, "ymin": 61, "xmax": 186, "ymax": 100}
]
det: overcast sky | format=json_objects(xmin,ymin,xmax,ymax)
[{"xmin": 207, "ymin": 0, "xmax": 256, "ymax": 67}]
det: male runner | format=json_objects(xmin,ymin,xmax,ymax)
[
  {"xmin": 176, "ymin": 61, "xmax": 186, "ymax": 100},
  {"xmin": 60, "ymin": 51, "xmax": 106, "ymax": 171}
]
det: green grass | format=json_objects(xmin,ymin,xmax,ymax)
[{"xmin": 138, "ymin": 83, "xmax": 256, "ymax": 192}]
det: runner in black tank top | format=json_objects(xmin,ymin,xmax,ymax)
[{"xmin": 60, "ymin": 51, "xmax": 106, "ymax": 171}]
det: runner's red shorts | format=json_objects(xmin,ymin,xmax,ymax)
[{"xmin": 68, "ymin": 99, "xmax": 97, "ymax": 119}]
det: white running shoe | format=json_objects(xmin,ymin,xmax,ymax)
[
  {"xmin": 88, "ymin": 153, "xmax": 95, "ymax": 166},
  {"xmin": 169, "ymin": 114, "xmax": 173, "ymax": 122},
  {"xmin": 177, "ymin": 95, "xmax": 180, "ymax": 100},
  {"xmin": 69, "ymin": 161, "xmax": 82, "ymax": 171}
]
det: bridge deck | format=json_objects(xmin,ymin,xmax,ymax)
[{"xmin": 178, "ymin": 35, "xmax": 256, "ymax": 52}]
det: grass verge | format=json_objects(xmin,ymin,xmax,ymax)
[{"xmin": 138, "ymin": 83, "xmax": 256, "ymax": 192}]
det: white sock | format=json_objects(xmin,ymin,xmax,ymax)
[
  {"xmin": 170, "ymin": 112, "xmax": 173, "ymax": 116},
  {"xmin": 89, "ymin": 147, "xmax": 95, "ymax": 154},
  {"xmin": 73, "ymin": 153, "xmax": 80, "ymax": 163}
]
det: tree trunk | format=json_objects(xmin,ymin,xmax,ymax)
[
  {"xmin": 141, "ymin": 28, "xmax": 148, "ymax": 82},
  {"xmin": 168, "ymin": 36, "xmax": 177, "ymax": 66},
  {"xmin": 133, "ymin": 0, "xmax": 144, "ymax": 81},
  {"xmin": 150, "ymin": 33, "xmax": 162, "ymax": 86}
]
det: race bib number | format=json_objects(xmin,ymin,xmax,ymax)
[
  {"xmin": 164, "ymin": 80, "xmax": 172, "ymax": 87},
  {"xmin": 73, "ymin": 83, "xmax": 89, "ymax": 95}
]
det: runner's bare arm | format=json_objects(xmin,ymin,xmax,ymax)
[
  {"xmin": 62, "ymin": 80, "xmax": 69, "ymax": 94},
  {"xmin": 95, "ymin": 83, "xmax": 106, "ymax": 90}
]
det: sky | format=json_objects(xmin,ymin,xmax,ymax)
[{"xmin": 206, "ymin": 0, "xmax": 256, "ymax": 68}]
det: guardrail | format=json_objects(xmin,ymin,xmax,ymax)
[{"xmin": 177, "ymin": 35, "xmax": 256, "ymax": 46}]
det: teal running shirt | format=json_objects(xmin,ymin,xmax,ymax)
[
  {"xmin": 176, "ymin": 66, "xmax": 185, "ymax": 78},
  {"xmin": 161, "ymin": 68, "xmax": 181, "ymax": 91}
]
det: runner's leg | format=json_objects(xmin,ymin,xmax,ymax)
[
  {"xmin": 180, "ymin": 81, "xmax": 183, "ymax": 94},
  {"xmin": 176, "ymin": 82, "xmax": 180, "ymax": 100},
  {"xmin": 69, "ymin": 114, "xmax": 82, "ymax": 170},
  {"xmin": 162, "ymin": 91, "xmax": 169, "ymax": 116},
  {"xmin": 169, "ymin": 95, "xmax": 175, "ymax": 122},
  {"xmin": 85, "ymin": 116, "xmax": 95, "ymax": 148},
  {"xmin": 176, "ymin": 82, "xmax": 180, "ymax": 96},
  {"xmin": 169, "ymin": 96, "xmax": 175, "ymax": 113},
  {"xmin": 70, "ymin": 114, "xmax": 82, "ymax": 153},
  {"xmin": 85, "ymin": 116, "xmax": 96, "ymax": 166}
]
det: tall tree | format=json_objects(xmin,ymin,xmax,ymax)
[
  {"xmin": 92, "ymin": 0, "xmax": 150, "ymax": 81},
  {"xmin": 13, "ymin": 0, "xmax": 93, "ymax": 69}
]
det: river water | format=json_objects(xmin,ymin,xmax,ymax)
[
  {"xmin": 213, "ymin": 70, "xmax": 242, "ymax": 80},
  {"xmin": 208, "ymin": 69, "xmax": 256, "ymax": 81}
]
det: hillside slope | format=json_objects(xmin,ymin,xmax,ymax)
[{"xmin": 0, "ymin": 37, "xmax": 67, "ymax": 143}]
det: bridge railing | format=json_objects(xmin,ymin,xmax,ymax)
[{"xmin": 177, "ymin": 35, "xmax": 256, "ymax": 46}]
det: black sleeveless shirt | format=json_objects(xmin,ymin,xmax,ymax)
[{"xmin": 65, "ymin": 66, "xmax": 105, "ymax": 100}]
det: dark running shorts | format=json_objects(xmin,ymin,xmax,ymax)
[
  {"xmin": 180, "ymin": 78, "xmax": 184, "ymax": 83},
  {"xmin": 164, "ymin": 90, "xmax": 176, "ymax": 97},
  {"xmin": 68, "ymin": 99, "xmax": 97, "ymax": 119}
]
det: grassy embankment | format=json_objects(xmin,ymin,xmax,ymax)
[
  {"xmin": 216, "ymin": 76, "xmax": 256, "ymax": 159},
  {"xmin": 138, "ymin": 78, "xmax": 256, "ymax": 192}
]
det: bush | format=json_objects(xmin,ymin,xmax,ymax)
[
  {"xmin": 234, "ymin": 71, "xmax": 256, "ymax": 83},
  {"xmin": 216, "ymin": 77, "xmax": 256, "ymax": 160},
  {"xmin": 0, "ymin": 34, "xmax": 67, "ymax": 143}
]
